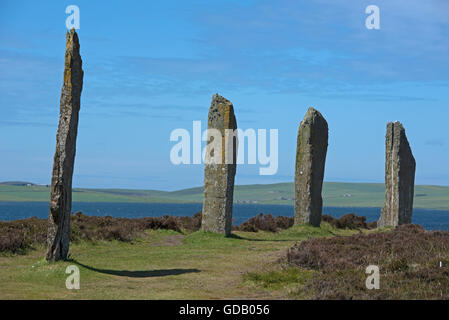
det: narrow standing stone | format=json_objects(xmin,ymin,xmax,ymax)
[
  {"xmin": 201, "ymin": 94, "xmax": 237, "ymax": 236},
  {"xmin": 46, "ymin": 29, "xmax": 83, "ymax": 261},
  {"xmin": 378, "ymin": 122, "xmax": 416, "ymax": 227},
  {"xmin": 294, "ymin": 107, "xmax": 328, "ymax": 227}
]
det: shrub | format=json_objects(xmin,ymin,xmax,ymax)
[
  {"xmin": 287, "ymin": 224, "xmax": 449, "ymax": 299},
  {"xmin": 233, "ymin": 213, "xmax": 294, "ymax": 232},
  {"xmin": 366, "ymin": 220, "xmax": 377, "ymax": 229},
  {"xmin": 322, "ymin": 213, "xmax": 374, "ymax": 230},
  {"xmin": 0, "ymin": 217, "xmax": 47, "ymax": 254},
  {"xmin": 0, "ymin": 212, "xmax": 204, "ymax": 254}
]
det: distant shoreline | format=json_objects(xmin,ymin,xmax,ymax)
[
  {"xmin": 1, "ymin": 182, "xmax": 449, "ymax": 210},
  {"xmin": 1, "ymin": 200, "xmax": 449, "ymax": 212}
]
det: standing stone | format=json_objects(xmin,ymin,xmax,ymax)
[
  {"xmin": 201, "ymin": 94, "xmax": 237, "ymax": 236},
  {"xmin": 46, "ymin": 29, "xmax": 83, "ymax": 261},
  {"xmin": 294, "ymin": 107, "xmax": 328, "ymax": 227},
  {"xmin": 378, "ymin": 122, "xmax": 416, "ymax": 227}
]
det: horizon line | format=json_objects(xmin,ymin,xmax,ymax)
[{"xmin": 2, "ymin": 180, "xmax": 449, "ymax": 192}]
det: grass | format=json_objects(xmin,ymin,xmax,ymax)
[
  {"xmin": 1, "ymin": 182, "xmax": 449, "ymax": 210},
  {"xmin": 0, "ymin": 224, "xmax": 358, "ymax": 299},
  {"xmin": 1, "ymin": 221, "xmax": 447, "ymax": 299},
  {"xmin": 245, "ymin": 268, "xmax": 315, "ymax": 290}
]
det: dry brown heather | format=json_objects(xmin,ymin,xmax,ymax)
[
  {"xmin": 233, "ymin": 213, "xmax": 294, "ymax": 232},
  {"xmin": 287, "ymin": 224, "xmax": 449, "ymax": 299},
  {"xmin": 0, "ymin": 212, "xmax": 201, "ymax": 254},
  {"xmin": 322, "ymin": 213, "xmax": 377, "ymax": 230},
  {"xmin": 0, "ymin": 212, "xmax": 377, "ymax": 254}
]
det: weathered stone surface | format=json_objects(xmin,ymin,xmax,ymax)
[
  {"xmin": 201, "ymin": 94, "xmax": 237, "ymax": 236},
  {"xmin": 378, "ymin": 122, "xmax": 416, "ymax": 228},
  {"xmin": 46, "ymin": 29, "xmax": 83, "ymax": 261},
  {"xmin": 294, "ymin": 107, "xmax": 328, "ymax": 227}
]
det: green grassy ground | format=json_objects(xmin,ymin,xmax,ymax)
[
  {"xmin": 1, "ymin": 182, "xmax": 449, "ymax": 210},
  {"xmin": 0, "ymin": 225, "xmax": 357, "ymax": 299}
]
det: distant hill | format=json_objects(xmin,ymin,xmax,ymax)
[
  {"xmin": 0, "ymin": 181, "xmax": 39, "ymax": 186},
  {"xmin": 1, "ymin": 182, "xmax": 449, "ymax": 210}
]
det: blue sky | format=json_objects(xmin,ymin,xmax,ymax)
[{"xmin": 1, "ymin": 0, "xmax": 448, "ymax": 190}]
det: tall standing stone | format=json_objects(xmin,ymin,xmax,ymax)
[
  {"xmin": 378, "ymin": 122, "xmax": 416, "ymax": 227},
  {"xmin": 294, "ymin": 107, "xmax": 328, "ymax": 227},
  {"xmin": 46, "ymin": 29, "xmax": 83, "ymax": 261},
  {"xmin": 201, "ymin": 94, "xmax": 237, "ymax": 236}
]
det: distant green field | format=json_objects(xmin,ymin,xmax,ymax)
[{"xmin": 1, "ymin": 182, "xmax": 449, "ymax": 210}]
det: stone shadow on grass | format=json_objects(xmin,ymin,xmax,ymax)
[{"xmin": 69, "ymin": 259, "xmax": 201, "ymax": 278}]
